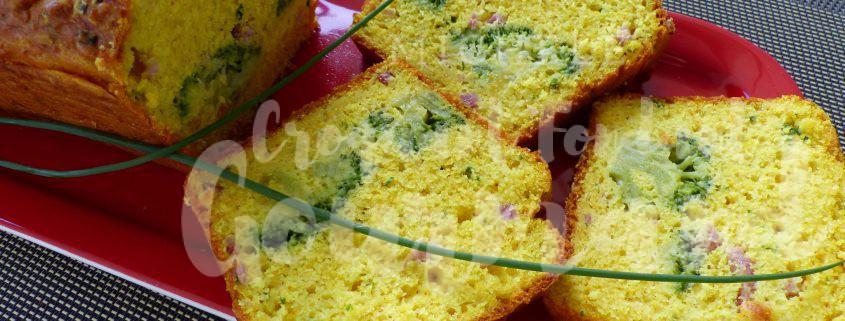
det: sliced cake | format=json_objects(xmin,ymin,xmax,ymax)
[
  {"xmin": 0, "ymin": 0, "xmax": 317, "ymax": 147},
  {"xmin": 187, "ymin": 61, "xmax": 565, "ymax": 320},
  {"xmin": 545, "ymin": 95, "xmax": 845, "ymax": 320},
  {"xmin": 353, "ymin": 0, "xmax": 674, "ymax": 144}
]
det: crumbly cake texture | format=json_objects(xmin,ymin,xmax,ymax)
[
  {"xmin": 0, "ymin": 0, "xmax": 317, "ymax": 147},
  {"xmin": 544, "ymin": 95, "xmax": 845, "ymax": 321},
  {"xmin": 353, "ymin": 0, "xmax": 674, "ymax": 144},
  {"xmin": 188, "ymin": 61, "xmax": 565, "ymax": 321}
]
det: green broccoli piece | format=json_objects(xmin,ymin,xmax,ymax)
[
  {"xmin": 783, "ymin": 123, "xmax": 801, "ymax": 136},
  {"xmin": 392, "ymin": 92, "xmax": 465, "ymax": 152},
  {"xmin": 452, "ymin": 25, "xmax": 578, "ymax": 79},
  {"xmin": 669, "ymin": 230, "xmax": 703, "ymax": 292},
  {"xmin": 367, "ymin": 111, "xmax": 395, "ymax": 132},
  {"xmin": 172, "ymin": 43, "xmax": 261, "ymax": 117},
  {"xmin": 312, "ymin": 152, "xmax": 363, "ymax": 211},
  {"xmin": 276, "ymin": 0, "xmax": 292, "ymax": 15},
  {"xmin": 236, "ymin": 4, "xmax": 245, "ymax": 20},
  {"xmin": 416, "ymin": 0, "xmax": 445, "ymax": 8},
  {"xmin": 610, "ymin": 135, "xmax": 712, "ymax": 211}
]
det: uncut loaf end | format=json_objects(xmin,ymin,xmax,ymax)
[{"xmin": 0, "ymin": 0, "xmax": 317, "ymax": 148}]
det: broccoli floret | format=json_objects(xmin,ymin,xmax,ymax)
[
  {"xmin": 549, "ymin": 77, "xmax": 560, "ymax": 89},
  {"xmin": 668, "ymin": 135, "xmax": 711, "ymax": 210},
  {"xmin": 451, "ymin": 25, "xmax": 578, "ymax": 79},
  {"xmin": 783, "ymin": 123, "xmax": 801, "ymax": 136},
  {"xmin": 392, "ymin": 92, "xmax": 465, "ymax": 152},
  {"xmin": 416, "ymin": 0, "xmax": 445, "ymax": 8},
  {"xmin": 610, "ymin": 141, "xmax": 681, "ymax": 205},
  {"xmin": 367, "ymin": 111, "xmax": 395, "ymax": 132},
  {"xmin": 312, "ymin": 152, "xmax": 363, "ymax": 211},
  {"xmin": 669, "ymin": 230, "xmax": 703, "ymax": 292},
  {"xmin": 610, "ymin": 135, "xmax": 712, "ymax": 211},
  {"xmin": 172, "ymin": 43, "xmax": 261, "ymax": 117},
  {"xmin": 211, "ymin": 44, "xmax": 262, "ymax": 74},
  {"xmin": 236, "ymin": 4, "xmax": 245, "ymax": 20},
  {"xmin": 173, "ymin": 73, "xmax": 200, "ymax": 117},
  {"xmin": 276, "ymin": 0, "xmax": 292, "ymax": 15},
  {"xmin": 261, "ymin": 205, "xmax": 322, "ymax": 249},
  {"xmin": 471, "ymin": 64, "xmax": 493, "ymax": 77}
]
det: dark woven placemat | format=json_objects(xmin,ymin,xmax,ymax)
[
  {"xmin": 665, "ymin": 0, "xmax": 845, "ymax": 151},
  {"xmin": 1, "ymin": 1, "xmax": 843, "ymax": 320},
  {"xmin": 0, "ymin": 231, "xmax": 223, "ymax": 321}
]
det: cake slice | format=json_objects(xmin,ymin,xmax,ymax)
[
  {"xmin": 544, "ymin": 95, "xmax": 845, "ymax": 320},
  {"xmin": 187, "ymin": 61, "xmax": 565, "ymax": 320},
  {"xmin": 0, "ymin": 0, "xmax": 316, "ymax": 147},
  {"xmin": 353, "ymin": 0, "xmax": 673, "ymax": 144}
]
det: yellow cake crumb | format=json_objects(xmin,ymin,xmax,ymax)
[{"xmin": 545, "ymin": 95, "xmax": 845, "ymax": 321}]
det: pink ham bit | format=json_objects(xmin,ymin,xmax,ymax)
[
  {"xmin": 377, "ymin": 71, "xmax": 394, "ymax": 85},
  {"xmin": 468, "ymin": 14, "xmax": 480, "ymax": 30},
  {"xmin": 460, "ymin": 93, "xmax": 479, "ymax": 109},
  {"xmin": 728, "ymin": 247, "xmax": 754, "ymax": 275},
  {"xmin": 694, "ymin": 225, "xmax": 722, "ymax": 253},
  {"xmin": 235, "ymin": 263, "xmax": 248, "ymax": 284},
  {"xmin": 486, "ymin": 13, "xmax": 507, "ymax": 25},
  {"xmin": 727, "ymin": 247, "xmax": 757, "ymax": 307},
  {"xmin": 784, "ymin": 278, "xmax": 802, "ymax": 299},
  {"xmin": 225, "ymin": 235, "xmax": 236, "ymax": 255},
  {"xmin": 616, "ymin": 25, "xmax": 632, "ymax": 44},
  {"xmin": 736, "ymin": 282, "xmax": 757, "ymax": 307},
  {"xmin": 231, "ymin": 23, "xmax": 255, "ymax": 41},
  {"xmin": 583, "ymin": 214, "xmax": 593, "ymax": 226},
  {"xmin": 406, "ymin": 241, "xmax": 429, "ymax": 263},
  {"xmin": 499, "ymin": 204, "xmax": 517, "ymax": 220},
  {"xmin": 408, "ymin": 250, "xmax": 428, "ymax": 262}
]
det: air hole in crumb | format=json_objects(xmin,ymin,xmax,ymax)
[
  {"xmin": 400, "ymin": 284, "xmax": 418, "ymax": 299},
  {"xmin": 455, "ymin": 206, "xmax": 474, "ymax": 223},
  {"xmin": 350, "ymin": 280, "xmax": 362, "ymax": 291},
  {"xmin": 427, "ymin": 267, "xmax": 443, "ymax": 284}
]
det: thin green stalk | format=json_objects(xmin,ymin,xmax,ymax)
[
  {"xmin": 1, "ymin": 117, "xmax": 841, "ymax": 283},
  {"xmin": 0, "ymin": 0, "xmax": 395, "ymax": 178}
]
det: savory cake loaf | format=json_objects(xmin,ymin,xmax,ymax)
[
  {"xmin": 353, "ymin": 0, "xmax": 674, "ymax": 144},
  {"xmin": 0, "ymin": 0, "xmax": 316, "ymax": 146},
  {"xmin": 545, "ymin": 95, "xmax": 845, "ymax": 320},
  {"xmin": 187, "ymin": 61, "xmax": 565, "ymax": 320}
]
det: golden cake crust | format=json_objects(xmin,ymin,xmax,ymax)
[
  {"xmin": 352, "ymin": 1, "xmax": 675, "ymax": 146},
  {"xmin": 0, "ymin": 1, "xmax": 318, "ymax": 148},
  {"xmin": 189, "ymin": 60, "xmax": 569, "ymax": 321},
  {"xmin": 544, "ymin": 94, "xmax": 845, "ymax": 321}
]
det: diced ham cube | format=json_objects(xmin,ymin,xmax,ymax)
[
  {"xmin": 460, "ymin": 93, "xmax": 479, "ymax": 109},
  {"xmin": 499, "ymin": 204, "xmax": 517, "ymax": 220},
  {"xmin": 694, "ymin": 225, "xmax": 722, "ymax": 253},
  {"xmin": 727, "ymin": 247, "xmax": 757, "ymax": 307},
  {"xmin": 616, "ymin": 25, "xmax": 632, "ymax": 44},
  {"xmin": 468, "ymin": 14, "xmax": 479, "ymax": 30},
  {"xmin": 784, "ymin": 278, "xmax": 802, "ymax": 299},
  {"xmin": 486, "ymin": 13, "xmax": 507, "ymax": 25},
  {"xmin": 377, "ymin": 71, "xmax": 394, "ymax": 85},
  {"xmin": 235, "ymin": 263, "xmax": 247, "ymax": 284}
]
